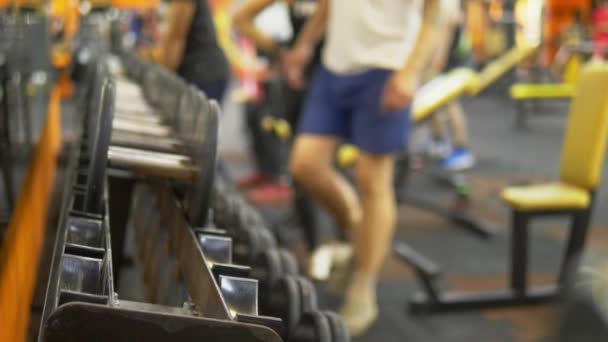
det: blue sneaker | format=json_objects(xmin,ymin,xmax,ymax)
[{"xmin": 443, "ymin": 148, "xmax": 475, "ymax": 171}]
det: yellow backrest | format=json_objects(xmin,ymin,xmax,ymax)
[
  {"xmin": 560, "ymin": 63, "xmax": 608, "ymax": 190},
  {"xmin": 563, "ymin": 54, "xmax": 581, "ymax": 85}
]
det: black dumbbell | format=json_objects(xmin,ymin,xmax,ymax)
[
  {"xmin": 323, "ymin": 311, "xmax": 350, "ymax": 342},
  {"xmin": 211, "ymin": 178, "xmax": 268, "ymax": 232},
  {"xmin": 250, "ymin": 247, "xmax": 299, "ymax": 296},
  {"xmin": 108, "ymin": 99, "xmax": 219, "ymax": 227},
  {"xmin": 289, "ymin": 310, "xmax": 332, "ymax": 342},
  {"xmin": 231, "ymin": 225, "xmax": 277, "ymax": 265},
  {"xmin": 261, "ymin": 275, "xmax": 319, "ymax": 340},
  {"xmin": 289, "ymin": 310, "xmax": 350, "ymax": 342}
]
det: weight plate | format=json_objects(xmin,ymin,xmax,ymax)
[
  {"xmin": 323, "ymin": 311, "xmax": 350, "ymax": 342},
  {"xmin": 256, "ymin": 227, "xmax": 277, "ymax": 251},
  {"xmin": 251, "ymin": 248, "xmax": 283, "ymax": 294},
  {"xmin": 278, "ymin": 249, "xmax": 299, "ymax": 276},
  {"xmin": 84, "ymin": 76, "xmax": 114, "ymax": 214},
  {"xmin": 186, "ymin": 98, "xmax": 219, "ymax": 227},
  {"xmin": 233, "ymin": 227, "xmax": 260, "ymax": 265},
  {"xmin": 266, "ymin": 275, "xmax": 301, "ymax": 340},
  {"xmin": 295, "ymin": 276, "xmax": 318, "ymax": 313},
  {"xmin": 290, "ymin": 310, "xmax": 332, "ymax": 342}
]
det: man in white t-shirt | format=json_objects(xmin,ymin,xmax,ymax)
[{"xmin": 283, "ymin": 0, "xmax": 441, "ymax": 336}]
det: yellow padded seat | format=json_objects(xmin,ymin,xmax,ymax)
[
  {"xmin": 412, "ymin": 68, "xmax": 477, "ymax": 122},
  {"xmin": 501, "ymin": 183, "xmax": 590, "ymax": 212},
  {"xmin": 469, "ymin": 44, "xmax": 538, "ymax": 95},
  {"xmin": 509, "ymin": 83, "xmax": 575, "ymax": 100}
]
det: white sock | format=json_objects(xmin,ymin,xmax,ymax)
[
  {"xmin": 345, "ymin": 270, "xmax": 377, "ymax": 308},
  {"xmin": 341, "ymin": 270, "xmax": 379, "ymax": 336}
]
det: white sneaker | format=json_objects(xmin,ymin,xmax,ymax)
[
  {"xmin": 326, "ymin": 246, "xmax": 356, "ymax": 295},
  {"xmin": 340, "ymin": 294, "xmax": 379, "ymax": 337},
  {"xmin": 308, "ymin": 243, "xmax": 354, "ymax": 281}
]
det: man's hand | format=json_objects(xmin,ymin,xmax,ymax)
[
  {"xmin": 381, "ymin": 72, "xmax": 419, "ymax": 113},
  {"xmin": 280, "ymin": 45, "xmax": 312, "ymax": 90}
]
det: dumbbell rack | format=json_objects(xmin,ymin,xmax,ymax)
[
  {"xmin": 39, "ymin": 38, "xmax": 351, "ymax": 340},
  {"xmin": 39, "ymin": 56, "xmax": 284, "ymax": 342},
  {"xmin": 40, "ymin": 177, "xmax": 283, "ymax": 341}
]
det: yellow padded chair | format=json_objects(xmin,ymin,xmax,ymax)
[
  {"xmin": 502, "ymin": 63, "xmax": 608, "ymax": 212},
  {"xmin": 500, "ymin": 62, "xmax": 608, "ymax": 302},
  {"xmin": 403, "ymin": 63, "xmax": 608, "ymax": 314}
]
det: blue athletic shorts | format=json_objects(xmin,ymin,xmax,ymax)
[{"xmin": 298, "ymin": 65, "xmax": 411, "ymax": 155}]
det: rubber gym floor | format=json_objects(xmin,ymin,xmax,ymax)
[{"xmin": 216, "ymin": 85, "xmax": 608, "ymax": 342}]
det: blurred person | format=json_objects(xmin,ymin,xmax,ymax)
[
  {"xmin": 284, "ymin": 0, "xmax": 440, "ymax": 335},
  {"xmin": 426, "ymin": 0, "xmax": 475, "ymax": 171},
  {"xmin": 159, "ymin": 0, "xmax": 229, "ymax": 102},
  {"xmin": 230, "ymin": 2, "xmax": 295, "ymax": 204},
  {"xmin": 234, "ymin": 0, "xmax": 324, "ymax": 246}
]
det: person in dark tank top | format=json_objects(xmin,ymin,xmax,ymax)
[
  {"xmin": 234, "ymin": 0, "xmax": 324, "ymax": 252},
  {"xmin": 234, "ymin": 0, "xmax": 323, "ymax": 138},
  {"xmin": 159, "ymin": 0, "xmax": 229, "ymax": 102}
]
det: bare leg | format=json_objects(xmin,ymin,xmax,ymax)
[
  {"xmin": 447, "ymin": 101, "xmax": 469, "ymax": 148},
  {"xmin": 341, "ymin": 151, "xmax": 396, "ymax": 336},
  {"xmin": 353, "ymin": 152, "xmax": 396, "ymax": 276},
  {"xmin": 289, "ymin": 135, "xmax": 362, "ymax": 234},
  {"xmin": 430, "ymin": 110, "xmax": 446, "ymax": 141}
]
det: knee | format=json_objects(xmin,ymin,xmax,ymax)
[
  {"xmin": 357, "ymin": 170, "xmax": 386, "ymax": 199},
  {"xmin": 289, "ymin": 152, "xmax": 317, "ymax": 183},
  {"xmin": 356, "ymin": 158, "xmax": 393, "ymax": 199}
]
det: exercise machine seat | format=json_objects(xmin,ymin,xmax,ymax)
[
  {"xmin": 469, "ymin": 44, "xmax": 538, "ymax": 95},
  {"xmin": 559, "ymin": 63, "xmax": 608, "ymax": 191},
  {"xmin": 509, "ymin": 83, "xmax": 575, "ymax": 100},
  {"xmin": 413, "ymin": 68, "xmax": 477, "ymax": 122},
  {"xmin": 503, "ymin": 62, "xmax": 608, "ymax": 212},
  {"xmin": 501, "ymin": 183, "xmax": 590, "ymax": 212}
]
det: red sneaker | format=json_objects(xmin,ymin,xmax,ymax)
[
  {"xmin": 236, "ymin": 172, "xmax": 269, "ymax": 190},
  {"xmin": 246, "ymin": 182, "xmax": 294, "ymax": 205}
]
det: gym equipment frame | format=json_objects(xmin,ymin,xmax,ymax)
[{"xmin": 396, "ymin": 63, "xmax": 608, "ymax": 314}]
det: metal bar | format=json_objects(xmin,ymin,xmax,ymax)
[
  {"xmin": 409, "ymin": 285, "xmax": 559, "ymax": 314},
  {"xmin": 560, "ymin": 206, "xmax": 594, "ymax": 284},
  {"xmin": 114, "ymin": 112, "xmax": 163, "ymax": 124},
  {"xmin": 393, "ymin": 242, "xmax": 441, "ymax": 302},
  {"xmin": 402, "ymin": 196, "xmax": 496, "ymax": 238},
  {"xmin": 111, "ymin": 132, "xmax": 183, "ymax": 154},
  {"xmin": 156, "ymin": 183, "xmax": 232, "ymax": 320},
  {"xmin": 114, "ymin": 98, "xmax": 153, "ymax": 113},
  {"xmin": 511, "ymin": 211, "xmax": 528, "ymax": 294},
  {"xmin": 393, "ymin": 242, "xmax": 441, "ymax": 277},
  {"xmin": 108, "ymin": 176, "xmax": 134, "ymax": 286},
  {"xmin": 113, "ymin": 118, "xmax": 172, "ymax": 136},
  {"xmin": 108, "ymin": 146, "xmax": 195, "ymax": 181}
]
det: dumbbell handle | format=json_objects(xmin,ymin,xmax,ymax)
[
  {"xmin": 108, "ymin": 145, "xmax": 196, "ymax": 181},
  {"xmin": 114, "ymin": 111, "xmax": 163, "ymax": 125},
  {"xmin": 114, "ymin": 99, "xmax": 154, "ymax": 115},
  {"xmin": 111, "ymin": 132, "xmax": 183, "ymax": 154},
  {"xmin": 113, "ymin": 118, "xmax": 172, "ymax": 137}
]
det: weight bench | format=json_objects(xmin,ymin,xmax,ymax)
[
  {"xmin": 468, "ymin": 44, "xmax": 538, "ymax": 96},
  {"xmin": 509, "ymin": 55, "xmax": 581, "ymax": 129},
  {"xmin": 395, "ymin": 62, "xmax": 608, "ymax": 313},
  {"xmin": 510, "ymin": 83, "xmax": 575, "ymax": 128}
]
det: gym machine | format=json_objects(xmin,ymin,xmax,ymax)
[{"xmin": 395, "ymin": 63, "xmax": 608, "ymax": 314}]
